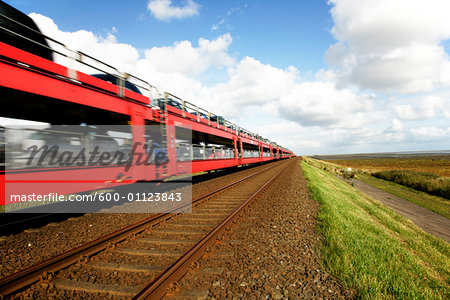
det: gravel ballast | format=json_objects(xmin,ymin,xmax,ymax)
[{"xmin": 172, "ymin": 158, "xmax": 354, "ymax": 299}]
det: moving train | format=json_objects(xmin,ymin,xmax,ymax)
[{"xmin": 0, "ymin": 2, "xmax": 294, "ymax": 208}]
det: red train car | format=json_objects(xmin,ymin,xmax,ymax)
[{"xmin": 0, "ymin": 2, "xmax": 294, "ymax": 208}]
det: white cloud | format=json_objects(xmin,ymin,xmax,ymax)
[
  {"xmin": 147, "ymin": 0, "xmax": 200, "ymax": 21},
  {"xmin": 195, "ymin": 57, "xmax": 299, "ymax": 117},
  {"xmin": 277, "ymin": 81, "xmax": 375, "ymax": 128},
  {"xmin": 211, "ymin": 19, "xmax": 224, "ymax": 31},
  {"xmin": 393, "ymin": 95, "xmax": 449, "ymax": 120},
  {"xmin": 411, "ymin": 126, "xmax": 450, "ymax": 140},
  {"xmin": 391, "ymin": 119, "xmax": 405, "ymax": 132},
  {"xmin": 250, "ymin": 120, "xmax": 325, "ymax": 155},
  {"xmin": 327, "ymin": 0, "xmax": 450, "ymax": 94},
  {"xmin": 210, "ymin": 6, "xmax": 245, "ymax": 32},
  {"xmin": 143, "ymin": 34, "xmax": 234, "ymax": 76},
  {"xmin": 381, "ymin": 119, "xmax": 406, "ymax": 142}
]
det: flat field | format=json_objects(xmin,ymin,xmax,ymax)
[{"xmin": 316, "ymin": 153, "xmax": 450, "ymax": 177}]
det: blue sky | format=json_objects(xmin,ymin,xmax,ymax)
[
  {"xmin": 8, "ymin": 0, "xmax": 334, "ymax": 71},
  {"xmin": 4, "ymin": 0, "xmax": 450, "ymax": 154}
]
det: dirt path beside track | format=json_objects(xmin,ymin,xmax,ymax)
[{"xmin": 344, "ymin": 178, "xmax": 450, "ymax": 242}]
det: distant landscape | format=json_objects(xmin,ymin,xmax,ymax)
[{"xmin": 311, "ymin": 150, "xmax": 450, "ymax": 177}]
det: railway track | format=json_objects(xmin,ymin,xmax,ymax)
[{"xmin": 0, "ymin": 158, "xmax": 293, "ymax": 299}]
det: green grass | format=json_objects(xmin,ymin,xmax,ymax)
[
  {"xmin": 357, "ymin": 173, "xmax": 450, "ymax": 219},
  {"xmin": 301, "ymin": 161, "xmax": 450, "ymax": 299}
]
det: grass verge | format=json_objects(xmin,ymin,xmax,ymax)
[{"xmin": 301, "ymin": 161, "xmax": 449, "ymax": 299}]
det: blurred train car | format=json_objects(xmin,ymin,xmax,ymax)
[{"xmin": 0, "ymin": 1, "xmax": 294, "ymax": 207}]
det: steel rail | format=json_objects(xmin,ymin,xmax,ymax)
[
  {"xmin": 133, "ymin": 159, "xmax": 292, "ymax": 299},
  {"xmin": 0, "ymin": 161, "xmax": 284, "ymax": 297}
]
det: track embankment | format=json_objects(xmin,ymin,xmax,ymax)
[{"xmin": 169, "ymin": 157, "xmax": 354, "ymax": 299}]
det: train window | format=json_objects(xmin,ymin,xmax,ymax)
[
  {"xmin": 242, "ymin": 142, "xmax": 259, "ymax": 158},
  {"xmin": 174, "ymin": 126, "xmax": 235, "ymax": 161}
]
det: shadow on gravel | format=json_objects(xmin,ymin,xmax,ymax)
[{"xmin": 0, "ymin": 213, "xmax": 85, "ymax": 236}]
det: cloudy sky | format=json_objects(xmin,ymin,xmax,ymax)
[{"xmin": 6, "ymin": 0, "xmax": 450, "ymax": 154}]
